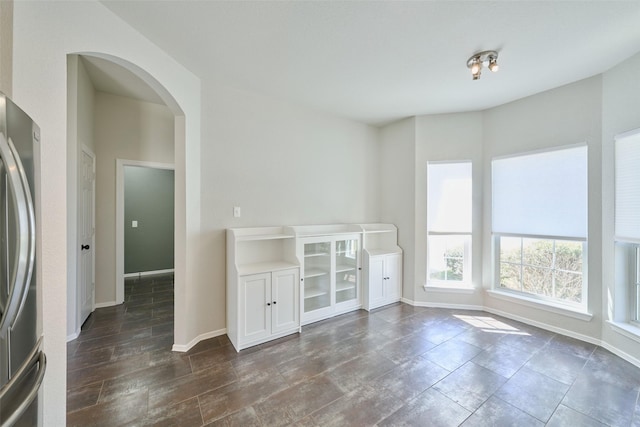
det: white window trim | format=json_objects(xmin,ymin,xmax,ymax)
[
  {"xmin": 608, "ymin": 320, "xmax": 640, "ymax": 344},
  {"xmin": 486, "ymin": 289, "xmax": 592, "ymax": 321}
]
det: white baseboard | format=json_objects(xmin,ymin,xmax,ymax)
[
  {"xmin": 124, "ymin": 269, "xmax": 174, "ymax": 278},
  {"xmin": 94, "ymin": 301, "xmax": 119, "ymax": 309},
  {"xmin": 483, "ymin": 306, "xmax": 601, "ymax": 346},
  {"xmin": 402, "ymin": 297, "xmax": 483, "ymax": 311},
  {"xmin": 67, "ymin": 331, "xmax": 80, "ymax": 342},
  {"xmin": 172, "ymin": 328, "xmax": 227, "ymax": 352}
]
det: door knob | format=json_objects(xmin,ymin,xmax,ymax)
[{"xmin": 81, "ymin": 244, "xmax": 90, "ymax": 250}]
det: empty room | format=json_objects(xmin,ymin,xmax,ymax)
[{"xmin": 2, "ymin": 1, "xmax": 640, "ymax": 426}]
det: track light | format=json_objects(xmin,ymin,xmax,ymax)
[{"xmin": 466, "ymin": 50, "xmax": 499, "ymax": 80}]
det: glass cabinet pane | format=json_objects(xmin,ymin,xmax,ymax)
[
  {"xmin": 303, "ymin": 242, "xmax": 331, "ymax": 313},
  {"xmin": 335, "ymin": 239, "xmax": 358, "ymax": 304}
]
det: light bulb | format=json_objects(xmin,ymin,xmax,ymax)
[
  {"xmin": 472, "ymin": 70, "xmax": 481, "ymax": 80},
  {"xmin": 488, "ymin": 57, "xmax": 499, "ymax": 72},
  {"xmin": 470, "ymin": 60, "xmax": 481, "ymax": 75}
]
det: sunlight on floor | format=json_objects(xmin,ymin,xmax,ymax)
[{"xmin": 454, "ymin": 314, "xmax": 530, "ymax": 336}]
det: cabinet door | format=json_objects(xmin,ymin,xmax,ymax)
[
  {"xmin": 335, "ymin": 238, "xmax": 359, "ymax": 305},
  {"xmin": 385, "ymin": 253, "xmax": 402, "ymax": 301},
  {"xmin": 368, "ymin": 256, "xmax": 385, "ymax": 306},
  {"xmin": 239, "ymin": 273, "xmax": 271, "ymax": 344},
  {"xmin": 271, "ymin": 268, "xmax": 300, "ymax": 335},
  {"xmin": 302, "ymin": 240, "xmax": 331, "ymax": 314}
]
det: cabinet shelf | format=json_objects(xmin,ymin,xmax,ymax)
[
  {"xmin": 305, "ymin": 252, "xmax": 329, "ymax": 258},
  {"xmin": 304, "ymin": 287, "xmax": 329, "ymax": 299},
  {"xmin": 304, "ymin": 268, "xmax": 329, "ymax": 279},
  {"xmin": 336, "ymin": 281, "xmax": 356, "ymax": 292},
  {"xmin": 336, "ymin": 264, "xmax": 357, "ymax": 273}
]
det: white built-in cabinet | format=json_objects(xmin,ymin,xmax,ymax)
[
  {"xmin": 227, "ymin": 227, "xmax": 300, "ymax": 351},
  {"xmin": 227, "ymin": 224, "xmax": 402, "ymax": 350},
  {"xmin": 361, "ymin": 224, "xmax": 403, "ymax": 311}
]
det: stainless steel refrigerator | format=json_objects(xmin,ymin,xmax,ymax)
[{"xmin": 0, "ymin": 93, "xmax": 46, "ymax": 426}]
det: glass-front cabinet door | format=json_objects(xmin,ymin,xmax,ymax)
[
  {"xmin": 335, "ymin": 238, "xmax": 359, "ymax": 305},
  {"xmin": 302, "ymin": 241, "xmax": 331, "ymax": 314}
]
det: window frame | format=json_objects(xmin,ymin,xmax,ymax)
[
  {"xmin": 426, "ymin": 160, "xmax": 473, "ymax": 288},
  {"xmin": 494, "ymin": 233, "xmax": 587, "ymax": 308}
]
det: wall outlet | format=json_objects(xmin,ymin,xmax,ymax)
[
  {"xmin": 132, "ymin": 220, "xmax": 138, "ymax": 228},
  {"xmin": 233, "ymin": 206, "xmax": 241, "ymax": 218}
]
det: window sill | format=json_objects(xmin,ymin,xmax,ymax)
[
  {"xmin": 486, "ymin": 289, "xmax": 592, "ymax": 322},
  {"xmin": 424, "ymin": 284, "xmax": 476, "ymax": 294},
  {"xmin": 607, "ymin": 321, "xmax": 640, "ymax": 344}
]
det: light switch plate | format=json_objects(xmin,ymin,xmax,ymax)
[
  {"xmin": 233, "ymin": 206, "xmax": 241, "ymax": 218},
  {"xmin": 132, "ymin": 220, "xmax": 138, "ymax": 228}
]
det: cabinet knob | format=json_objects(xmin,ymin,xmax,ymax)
[
  {"xmin": 301, "ymin": 278, "xmax": 304, "ymax": 282},
  {"xmin": 273, "ymin": 301, "xmax": 277, "ymax": 305},
  {"xmin": 267, "ymin": 302, "xmax": 271, "ymax": 306}
]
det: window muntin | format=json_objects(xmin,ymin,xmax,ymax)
[
  {"xmin": 498, "ymin": 236, "xmax": 585, "ymax": 304},
  {"xmin": 427, "ymin": 161, "xmax": 472, "ymax": 286}
]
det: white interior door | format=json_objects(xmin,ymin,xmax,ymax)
[{"xmin": 79, "ymin": 148, "xmax": 95, "ymax": 326}]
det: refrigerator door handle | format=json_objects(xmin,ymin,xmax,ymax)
[
  {"xmin": 0, "ymin": 337, "xmax": 46, "ymax": 427},
  {"xmin": 0, "ymin": 133, "xmax": 36, "ymax": 336}
]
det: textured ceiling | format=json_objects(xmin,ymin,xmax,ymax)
[{"xmin": 100, "ymin": 1, "xmax": 640, "ymax": 126}]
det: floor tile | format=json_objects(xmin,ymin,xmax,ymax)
[
  {"xmin": 423, "ymin": 338, "xmax": 483, "ymax": 371},
  {"xmin": 325, "ymin": 351, "xmax": 397, "ymax": 392},
  {"xmin": 66, "ymin": 382, "xmax": 103, "ymax": 413},
  {"xmin": 198, "ymin": 367, "xmax": 289, "ymax": 423},
  {"xmin": 461, "ymin": 396, "xmax": 543, "ymax": 427},
  {"xmin": 378, "ymin": 388, "xmax": 471, "ymax": 426},
  {"xmin": 524, "ymin": 346, "xmax": 587, "ymax": 385},
  {"xmin": 495, "ymin": 367, "xmax": 569, "ymax": 422},
  {"xmin": 433, "ymin": 361, "xmax": 508, "ymax": 411},
  {"xmin": 471, "ymin": 343, "xmax": 532, "ymax": 378},
  {"xmin": 309, "ymin": 384, "xmax": 403, "ymax": 426},
  {"xmin": 584, "ymin": 347, "xmax": 640, "ymax": 392},
  {"xmin": 563, "ymin": 375, "xmax": 638, "ymax": 427},
  {"xmin": 547, "ymin": 333, "xmax": 597, "ymax": 359},
  {"xmin": 148, "ymin": 361, "xmax": 238, "ymax": 410},
  {"xmin": 203, "ymin": 406, "xmax": 262, "ymax": 427},
  {"xmin": 546, "ymin": 404, "xmax": 606, "ymax": 427},
  {"xmin": 370, "ymin": 355, "xmax": 450, "ymax": 402},
  {"xmin": 253, "ymin": 375, "xmax": 344, "ymax": 426},
  {"xmin": 66, "ymin": 389, "xmax": 148, "ymax": 427},
  {"xmin": 135, "ymin": 396, "xmax": 203, "ymax": 427}
]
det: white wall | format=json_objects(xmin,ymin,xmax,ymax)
[
  {"xmin": 379, "ymin": 117, "xmax": 416, "ymax": 301},
  {"xmin": 602, "ymin": 52, "xmax": 640, "ymax": 360},
  {"xmin": 94, "ymin": 92, "xmax": 174, "ymax": 304},
  {"xmin": 200, "ymin": 81, "xmax": 379, "ymax": 334},
  {"xmin": 415, "ymin": 113, "xmax": 484, "ymax": 308},
  {"xmin": 482, "ymin": 76, "xmax": 603, "ymax": 340},
  {"xmin": 12, "ymin": 2, "xmax": 201, "ymax": 424}
]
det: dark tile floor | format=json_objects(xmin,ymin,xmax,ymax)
[{"xmin": 67, "ymin": 274, "xmax": 640, "ymax": 426}]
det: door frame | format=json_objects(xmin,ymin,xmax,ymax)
[
  {"xmin": 115, "ymin": 159, "xmax": 175, "ymax": 304},
  {"xmin": 77, "ymin": 145, "xmax": 96, "ymax": 328}
]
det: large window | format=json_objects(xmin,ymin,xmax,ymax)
[
  {"xmin": 492, "ymin": 145, "xmax": 588, "ymax": 306},
  {"xmin": 427, "ymin": 161, "xmax": 472, "ymax": 287},
  {"xmin": 614, "ymin": 129, "xmax": 640, "ymax": 325}
]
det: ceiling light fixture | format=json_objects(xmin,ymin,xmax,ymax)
[{"xmin": 466, "ymin": 50, "xmax": 499, "ymax": 80}]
